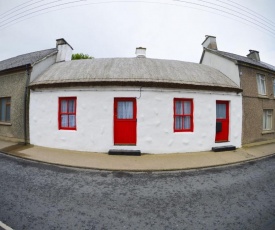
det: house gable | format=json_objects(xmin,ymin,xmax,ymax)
[{"xmin": 200, "ymin": 49, "xmax": 240, "ymax": 87}]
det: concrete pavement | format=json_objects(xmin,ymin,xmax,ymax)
[{"xmin": 0, "ymin": 139, "xmax": 275, "ymax": 171}]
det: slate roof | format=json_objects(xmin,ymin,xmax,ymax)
[
  {"xmin": 204, "ymin": 48, "xmax": 275, "ymax": 72},
  {"xmin": 0, "ymin": 48, "xmax": 57, "ymax": 72},
  {"xmin": 30, "ymin": 57, "xmax": 240, "ymax": 91}
]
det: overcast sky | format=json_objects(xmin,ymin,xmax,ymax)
[{"xmin": 0, "ymin": 0, "xmax": 275, "ymax": 65}]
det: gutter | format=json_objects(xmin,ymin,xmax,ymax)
[
  {"xmin": 24, "ymin": 64, "xmax": 31, "ymax": 145},
  {"xmin": 236, "ymin": 61, "xmax": 275, "ymax": 75},
  {"xmin": 0, "ymin": 65, "xmax": 27, "ymax": 76}
]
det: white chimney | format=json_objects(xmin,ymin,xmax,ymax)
[
  {"xmin": 202, "ymin": 35, "xmax": 218, "ymax": 50},
  {"xmin": 247, "ymin": 50, "xmax": 260, "ymax": 61},
  {"xmin": 56, "ymin": 38, "xmax": 73, "ymax": 62},
  {"xmin": 135, "ymin": 47, "xmax": 146, "ymax": 58}
]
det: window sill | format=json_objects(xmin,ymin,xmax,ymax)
[
  {"xmin": 0, "ymin": 122, "xmax": 11, "ymax": 126},
  {"xmin": 258, "ymin": 95, "xmax": 268, "ymax": 99},
  {"xmin": 262, "ymin": 130, "xmax": 275, "ymax": 135},
  {"xmin": 59, "ymin": 129, "xmax": 77, "ymax": 131},
  {"xmin": 174, "ymin": 130, "xmax": 194, "ymax": 133}
]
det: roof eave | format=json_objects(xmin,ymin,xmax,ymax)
[
  {"xmin": 29, "ymin": 81, "xmax": 242, "ymax": 93},
  {"xmin": 204, "ymin": 48, "xmax": 275, "ymax": 73},
  {"xmin": 199, "ymin": 49, "xmax": 205, "ymax": 64},
  {"xmin": 236, "ymin": 60, "xmax": 275, "ymax": 74},
  {"xmin": 31, "ymin": 50, "xmax": 58, "ymax": 67},
  {"xmin": 203, "ymin": 48, "xmax": 238, "ymax": 64},
  {"xmin": 0, "ymin": 64, "xmax": 31, "ymax": 76}
]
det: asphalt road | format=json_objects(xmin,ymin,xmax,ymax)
[{"xmin": 0, "ymin": 152, "xmax": 275, "ymax": 230}]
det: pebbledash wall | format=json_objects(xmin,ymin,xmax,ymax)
[{"xmin": 29, "ymin": 86, "xmax": 242, "ymax": 154}]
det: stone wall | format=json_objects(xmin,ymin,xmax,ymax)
[{"xmin": 0, "ymin": 71, "xmax": 27, "ymax": 142}]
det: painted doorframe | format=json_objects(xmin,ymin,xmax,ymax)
[
  {"xmin": 114, "ymin": 98, "xmax": 137, "ymax": 145},
  {"xmin": 215, "ymin": 100, "xmax": 229, "ymax": 142}
]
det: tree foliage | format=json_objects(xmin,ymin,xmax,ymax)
[{"xmin": 72, "ymin": 53, "xmax": 93, "ymax": 60}]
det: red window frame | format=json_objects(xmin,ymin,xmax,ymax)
[
  {"xmin": 173, "ymin": 98, "xmax": 194, "ymax": 132},
  {"xmin": 58, "ymin": 97, "xmax": 77, "ymax": 130}
]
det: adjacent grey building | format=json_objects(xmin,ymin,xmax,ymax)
[
  {"xmin": 200, "ymin": 35, "xmax": 275, "ymax": 144},
  {"xmin": 0, "ymin": 38, "xmax": 73, "ymax": 143}
]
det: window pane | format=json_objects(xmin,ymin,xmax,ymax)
[
  {"xmin": 257, "ymin": 76, "xmax": 261, "ymax": 93},
  {"xmin": 263, "ymin": 110, "xmax": 273, "ymax": 130},
  {"xmin": 61, "ymin": 100, "xmax": 67, "ymax": 113},
  {"xmin": 184, "ymin": 116, "xmax": 191, "ymax": 129},
  {"xmin": 257, "ymin": 75, "xmax": 266, "ymax": 95},
  {"xmin": 6, "ymin": 105, "xmax": 10, "ymax": 122},
  {"xmin": 267, "ymin": 116, "xmax": 272, "ymax": 130},
  {"xmin": 175, "ymin": 101, "xmax": 183, "ymax": 115},
  {"xmin": 184, "ymin": 101, "xmax": 191, "ymax": 115},
  {"xmin": 175, "ymin": 116, "xmax": 183, "ymax": 130},
  {"xmin": 68, "ymin": 100, "xmax": 75, "ymax": 113},
  {"xmin": 61, "ymin": 115, "xmax": 68, "ymax": 127},
  {"xmin": 0, "ymin": 99, "xmax": 5, "ymax": 121},
  {"xmin": 69, "ymin": 115, "xmax": 76, "ymax": 128},
  {"xmin": 117, "ymin": 101, "xmax": 133, "ymax": 119},
  {"xmin": 261, "ymin": 78, "xmax": 266, "ymax": 94},
  {"xmin": 216, "ymin": 104, "xmax": 226, "ymax": 119}
]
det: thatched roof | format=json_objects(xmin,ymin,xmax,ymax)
[{"xmin": 30, "ymin": 57, "xmax": 240, "ymax": 91}]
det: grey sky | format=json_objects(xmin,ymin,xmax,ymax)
[{"xmin": 0, "ymin": 0, "xmax": 274, "ymax": 65}]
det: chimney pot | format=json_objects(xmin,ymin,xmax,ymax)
[
  {"xmin": 247, "ymin": 50, "xmax": 260, "ymax": 61},
  {"xmin": 56, "ymin": 38, "xmax": 73, "ymax": 62},
  {"xmin": 202, "ymin": 35, "xmax": 218, "ymax": 50},
  {"xmin": 135, "ymin": 47, "xmax": 146, "ymax": 58}
]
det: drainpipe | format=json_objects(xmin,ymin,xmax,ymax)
[{"xmin": 24, "ymin": 64, "xmax": 31, "ymax": 145}]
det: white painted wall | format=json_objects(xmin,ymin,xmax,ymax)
[
  {"xmin": 31, "ymin": 54, "xmax": 57, "ymax": 82},
  {"xmin": 201, "ymin": 51, "xmax": 240, "ymax": 87},
  {"xmin": 29, "ymin": 86, "xmax": 242, "ymax": 154}
]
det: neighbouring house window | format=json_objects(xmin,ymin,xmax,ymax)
[
  {"xmin": 257, "ymin": 74, "xmax": 266, "ymax": 95},
  {"xmin": 263, "ymin": 109, "xmax": 273, "ymax": 131},
  {"xmin": 0, "ymin": 97, "xmax": 11, "ymax": 123},
  {"xmin": 58, "ymin": 97, "xmax": 77, "ymax": 130},
  {"xmin": 273, "ymin": 79, "xmax": 275, "ymax": 97},
  {"xmin": 174, "ymin": 98, "xmax": 193, "ymax": 132}
]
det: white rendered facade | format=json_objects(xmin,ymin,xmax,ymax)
[
  {"xmin": 30, "ymin": 86, "xmax": 242, "ymax": 154},
  {"xmin": 201, "ymin": 51, "xmax": 240, "ymax": 87}
]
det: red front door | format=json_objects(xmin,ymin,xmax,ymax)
[
  {"xmin": 215, "ymin": 101, "xmax": 229, "ymax": 142},
  {"xmin": 114, "ymin": 98, "xmax": 137, "ymax": 145}
]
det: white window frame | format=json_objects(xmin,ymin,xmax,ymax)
[
  {"xmin": 263, "ymin": 109, "xmax": 273, "ymax": 131},
  {"xmin": 257, "ymin": 74, "xmax": 266, "ymax": 95}
]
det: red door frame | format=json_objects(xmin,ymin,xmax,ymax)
[
  {"xmin": 215, "ymin": 100, "xmax": 229, "ymax": 142},
  {"xmin": 114, "ymin": 98, "xmax": 137, "ymax": 145}
]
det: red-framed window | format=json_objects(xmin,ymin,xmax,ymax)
[
  {"xmin": 58, "ymin": 97, "xmax": 77, "ymax": 130},
  {"xmin": 174, "ymin": 98, "xmax": 193, "ymax": 132}
]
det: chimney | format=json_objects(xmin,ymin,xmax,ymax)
[
  {"xmin": 56, "ymin": 38, "xmax": 73, "ymax": 62},
  {"xmin": 135, "ymin": 47, "xmax": 146, "ymax": 58},
  {"xmin": 247, "ymin": 50, "xmax": 260, "ymax": 61},
  {"xmin": 202, "ymin": 35, "xmax": 218, "ymax": 50}
]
